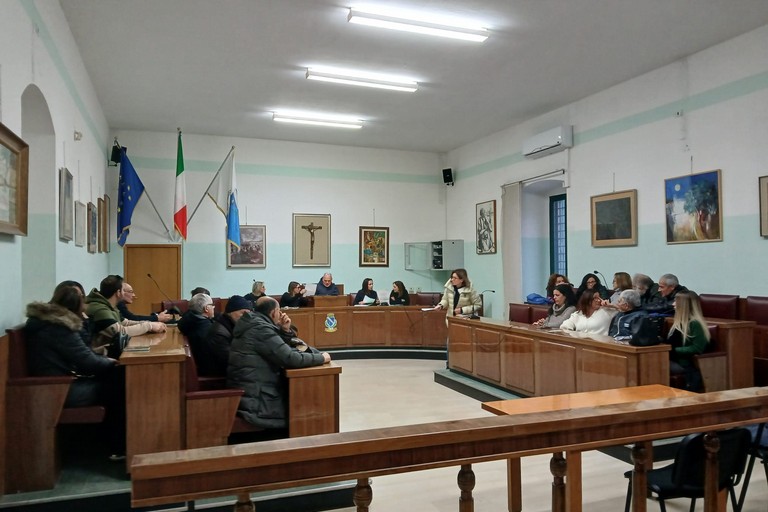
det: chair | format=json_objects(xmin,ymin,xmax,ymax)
[
  {"xmin": 623, "ymin": 428, "xmax": 752, "ymax": 512},
  {"xmin": 736, "ymin": 423, "xmax": 768, "ymax": 512}
]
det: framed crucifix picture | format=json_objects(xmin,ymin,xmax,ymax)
[{"xmin": 292, "ymin": 213, "xmax": 330, "ymax": 267}]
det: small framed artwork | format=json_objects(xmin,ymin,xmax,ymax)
[
  {"xmin": 74, "ymin": 201, "xmax": 86, "ymax": 247},
  {"xmin": 760, "ymin": 175, "xmax": 768, "ymax": 237},
  {"xmin": 59, "ymin": 167, "xmax": 74, "ymax": 241},
  {"xmin": 87, "ymin": 201, "xmax": 98, "ymax": 253},
  {"xmin": 293, "ymin": 213, "xmax": 331, "ymax": 267},
  {"xmin": 228, "ymin": 225, "xmax": 266, "ymax": 268},
  {"xmin": 97, "ymin": 197, "xmax": 105, "ymax": 252},
  {"xmin": 664, "ymin": 169, "xmax": 722, "ymax": 244},
  {"xmin": 103, "ymin": 194, "xmax": 111, "ymax": 253},
  {"xmin": 359, "ymin": 226, "xmax": 389, "ymax": 267},
  {"xmin": 475, "ymin": 200, "xmax": 497, "ymax": 254},
  {"xmin": 0, "ymin": 122, "xmax": 29, "ymax": 236},
  {"xmin": 590, "ymin": 189, "xmax": 638, "ymax": 247}
]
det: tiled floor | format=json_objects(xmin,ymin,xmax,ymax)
[{"xmin": 1, "ymin": 358, "xmax": 766, "ymax": 511}]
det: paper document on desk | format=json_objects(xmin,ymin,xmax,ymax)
[
  {"xmin": 421, "ymin": 306, "xmax": 440, "ymax": 311},
  {"xmin": 362, "ymin": 295, "xmax": 376, "ymax": 305}
]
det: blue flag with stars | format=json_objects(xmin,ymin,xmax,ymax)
[{"xmin": 117, "ymin": 148, "xmax": 145, "ymax": 246}]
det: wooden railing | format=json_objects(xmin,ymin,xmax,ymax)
[{"xmin": 132, "ymin": 387, "xmax": 768, "ymax": 512}]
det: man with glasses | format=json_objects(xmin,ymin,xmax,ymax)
[
  {"xmin": 178, "ymin": 293, "xmax": 217, "ymax": 363},
  {"xmin": 117, "ymin": 282, "xmax": 173, "ymax": 322}
]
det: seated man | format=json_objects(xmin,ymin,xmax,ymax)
[
  {"xmin": 644, "ymin": 273, "xmax": 688, "ymax": 315},
  {"xmin": 86, "ymin": 275, "xmax": 166, "ymax": 357},
  {"xmin": 227, "ymin": 297, "xmax": 330, "ymax": 432},
  {"xmin": 608, "ymin": 289, "xmax": 651, "ymax": 340},
  {"xmin": 178, "ymin": 293, "xmax": 216, "ymax": 362},
  {"xmin": 117, "ymin": 282, "xmax": 173, "ymax": 322},
  {"xmin": 314, "ymin": 273, "xmax": 339, "ymax": 296},
  {"xmin": 199, "ymin": 295, "xmax": 252, "ymax": 376},
  {"xmin": 632, "ymin": 273, "xmax": 661, "ymax": 306}
]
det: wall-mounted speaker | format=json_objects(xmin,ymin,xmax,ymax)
[{"xmin": 442, "ymin": 168, "xmax": 454, "ymax": 186}]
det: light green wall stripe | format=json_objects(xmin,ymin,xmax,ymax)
[
  {"xmin": 129, "ymin": 157, "xmax": 440, "ymax": 184},
  {"xmin": 19, "ymin": 0, "xmax": 107, "ymax": 155},
  {"xmin": 465, "ymin": 68, "xmax": 768, "ymax": 177}
]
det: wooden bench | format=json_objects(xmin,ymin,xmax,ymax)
[
  {"xmin": 4, "ymin": 326, "xmax": 106, "ymax": 492},
  {"xmin": 667, "ymin": 323, "xmax": 727, "ymax": 393},
  {"xmin": 743, "ymin": 296, "xmax": 768, "ymax": 386}
]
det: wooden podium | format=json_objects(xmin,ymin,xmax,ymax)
[{"xmin": 312, "ymin": 295, "xmax": 349, "ymax": 307}]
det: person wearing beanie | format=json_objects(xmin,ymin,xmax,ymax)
[{"xmin": 198, "ymin": 295, "xmax": 252, "ymax": 376}]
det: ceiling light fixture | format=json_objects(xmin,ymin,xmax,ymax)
[
  {"xmin": 306, "ymin": 68, "xmax": 418, "ymax": 92},
  {"xmin": 347, "ymin": 8, "xmax": 489, "ymax": 42},
  {"xmin": 272, "ymin": 112, "xmax": 363, "ymax": 130}
]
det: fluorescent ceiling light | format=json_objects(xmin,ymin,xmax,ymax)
[
  {"xmin": 347, "ymin": 8, "xmax": 489, "ymax": 42},
  {"xmin": 272, "ymin": 112, "xmax": 363, "ymax": 129},
  {"xmin": 306, "ymin": 68, "xmax": 418, "ymax": 92}
]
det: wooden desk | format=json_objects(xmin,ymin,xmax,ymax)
[
  {"xmin": 483, "ymin": 385, "xmax": 696, "ymax": 512},
  {"xmin": 286, "ymin": 306, "xmax": 448, "ymax": 349},
  {"xmin": 121, "ymin": 328, "xmax": 341, "ymax": 470},
  {"xmin": 449, "ymin": 316, "xmax": 671, "ymax": 396}
]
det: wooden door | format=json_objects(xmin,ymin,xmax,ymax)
[{"xmin": 124, "ymin": 245, "xmax": 181, "ymax": 315}]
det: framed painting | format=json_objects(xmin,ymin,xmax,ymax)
[
  {"xmin": 228, "ymin": 225, "xmax": 266, "ymax": 268},
  {"xmin": 103, "ymin": 194, "xmax": 111, "ymax": 253},
  {"xmin": 58, "ymin": 167, "xmax": 74, "ymax": 241},
  {"xmin": 74, "ymin": 201, "xmax": 86, "ymax": 247},
  {"xmin": 0, "ymin": 122, "xmax": 29, "ymax": 236},
  {"xmin": 760, "ymin": 175, "xmax": 768, "ymax": 237},
  {"xmin": 359, "ymin": 226, "xmax": 389, "ymax": 267},
  {"xmin": 475, "ymin": 199, "xmax": 497, "ymax": 254},
  {"xmin": 590, "ymin": 189, "xmax": 638, "ymax": 247},
  {"xmin": 665, "ymin": 169, "xmax": 722, "ymax": 244},
  {"xmin": 97, "ymin": 197, "xmax": 105, "ymax": 252},
  {"xmin": 87, "ymin": 201, "xmax": 98, "ymax": 253},
  {"xmin": 292, "ymin": 213, "xmax": 330, "ymax": 267}
]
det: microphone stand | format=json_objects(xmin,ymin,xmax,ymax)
[
  {"xmin": 593, "ymin": 270, "xmax": 609, "ymax": 296},
  {"xmin": 470, "ymin": 289, "xmax": 496, "ymax": 319},
  {"xmin": 147, "ymin": 273, "xmax": 181, "ymax": 316}
]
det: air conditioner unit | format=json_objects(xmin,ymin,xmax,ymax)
[{"xmin": 522, "ymin": 125, "xmax": 573, "ymax": 159}]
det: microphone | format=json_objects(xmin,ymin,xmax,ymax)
[
  {"xmin": 147, "ymin": 273, "xmax": 180, "ymax": 314},
  {"xmin": 593, "ymin": 270, "xmax": 609, "ymax": 289},
  {"xmin": 470, "ymin": 289, "xmax": 496, "ymax": 319}
]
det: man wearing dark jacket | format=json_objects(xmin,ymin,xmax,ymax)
[
  {"xmin": 198, "ymin": 295, "xmax": 252, "ymax": 376},
  {"xmin": 227, "ymin": 297, "xmax": 330, "ymax": 431},
  {"xmin": 644, "ymin": 273, "xmax": 688, "ymax": 315},
  {"xmin": 178, "ymin": 292, "xmax": 215, "ymax": 363},
  {"xmin": 117, "ymin": 282, "xmax": 173, "ymax": 322}
]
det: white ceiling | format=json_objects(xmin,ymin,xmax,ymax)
[{"xmin": 59, "ymin": 0, "xmax": 768, "ymax": 153}]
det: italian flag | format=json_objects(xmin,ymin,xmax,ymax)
[{"xmin": 173, "ymin": 131, "xmax": 187, "ymax": 240}]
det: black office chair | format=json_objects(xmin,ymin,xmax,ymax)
[
  {"xmin": 735, "ymin": 423, "xmax": 768, "ymax": 512},
  {"xmin": 623, "ymin": 428, "xmax": 752, "ymax": 512}
]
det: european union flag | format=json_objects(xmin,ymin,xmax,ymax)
[{"xmin": 116, "ymin": 148, "xmax": 145, "ymax": 246}]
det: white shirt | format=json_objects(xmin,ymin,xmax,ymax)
[{"xmin": 559, "ymin": 308, "xmax": 617, "ymax": 335}]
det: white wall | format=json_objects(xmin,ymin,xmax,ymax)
[
  {"xmin": 446, "ymin": 23, "xmax": 768, "ymax": 315},
  {"xmin": 0, "ymin": 0, "xmax": 110, "ymax": 330}
]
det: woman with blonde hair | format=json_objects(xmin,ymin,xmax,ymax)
[{"xmin": 668, "ymin": 291, "xmax": 710, "ymax": 391}]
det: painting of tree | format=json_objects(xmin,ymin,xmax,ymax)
[{"xmin": 664, "ymin": 170, "xmax": 722, "ymax": 243}]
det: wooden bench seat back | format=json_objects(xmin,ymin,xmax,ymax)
[
  {"xmin": 508, "ymin": 303, "xmax": 531, "ymax": 323},
  {"xmin": 700, "ymin": 294, "xmax": 740, "ymax": 319},
  {"xmin": 530, "ymin": 304, "xmax": 549, "ymax": 323},
  {"xmin": 745, "ymin": 296, "xmax": 768, "ymax": 386}
]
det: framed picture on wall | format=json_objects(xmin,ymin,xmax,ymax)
[
  {"xmin": 475, "ymin": 199, "xmax": 497, "ymax": 254},
  {"xmin": 590, "ymin": 190, "xmax": 638, "ymax": 247},
  {"xmin": 359, "ymin": 226, "xmax": 389, "ymax": 267},
  {"xmin": 97, "ymin": 197, "xmax": 105, "ymax": 252},
  {"xmin": 760, "ymin": 175, "xmax": 768, "ymax": 237},
  {"xmin": 87, "ymin": 201, "xmax": 98, "ymax": 253},
  {"xmin": 0, "ymin": 122, "xmax": 29, "ymax": 236},
  {"xmin": 228, "ymin": 225, "xmax": 266, "ymax": 268},
  {"xmin": 103, "ymin": 194, "xmax": 111, "ymax": 253},
  {"xmin": 292, "ymin": 213, "xmax": 330, "ymax": 267},
  {"xmin": 59, "ymin": 168, "xmax": 74, "ymax": 241},
  {"xmin": 74, "ymin": 201, "xmax": 86, "ymax": 247},
  {"xmin": 664, "ymin": 169, "xmax": 722, "ymax": 244}
]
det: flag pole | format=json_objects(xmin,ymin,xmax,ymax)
[{"xmin": 187, "ymin": 145, "xmax": 236, "ymax": 225}]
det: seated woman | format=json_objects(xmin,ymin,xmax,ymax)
[
  {"xmin": 244, "ymin": 281, "xmax": 266, "ymax": 306},
  {"xmin": 545, "ymin": 273, "xmax": 570, "ymax": 300},
  {"xmin": 533, "ymin": 283, "xmax": 576, "ymax": 328},
  {"xmin": 560, "ymin": 289, "xmax": 617, "ymax": 335},
  {"xmin": 280, "ymin": 281, "xmax": 308, "ymax": 308},
  {"xmin": 667, "ymin": 291, "xmax": 710, "ymax": 392},
  {"xmin": 575, "ymin": 273, "xmax": 610, "ymax": 301},
  {"xmin": 354, "ymin": 278, "xmax": 380, "ymax": 305},
  {"xmin": 389, "ymin": 280, "xmax": 410, "ymax": 305},
  {"xmin": 608, "ymin": 272, "xmax": 633, "ymax": 304},
  {"xmin": 25, "ymin": 285, "xmax": 126, "ymax": 458}
]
